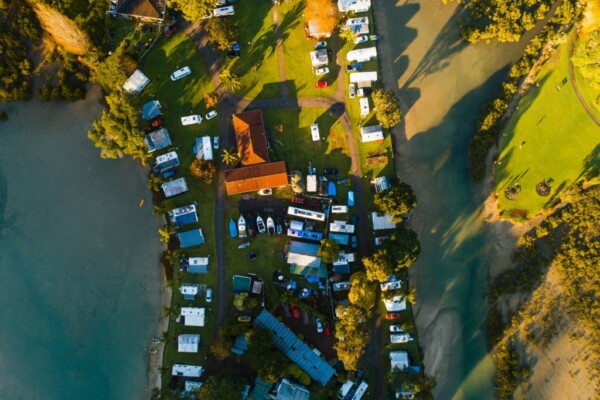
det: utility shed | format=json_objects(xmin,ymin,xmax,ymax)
[
  {"xmin": 161, "ymin": 178, "xmax": 188, "ymax": 198},
  {"xmin": 309, "ymin": 49, "xmax": 328, "ymax": 67},
  {"xmin": 306, "ymin": 175, "xmax": 317, "ymax": 192},
  {"xmin": 123, "ymin": 69, "xmax": 149, "ymax": 94},
  {"xmin": 180, "ymin": 307, "xmax": 205, "ymax": 327},
  {"xmin": 349, "ymin": 71, "xmax": 378, "ymax": 83},
  {"xmin": 371, "ymin": 212, "xmax": 396, "ymax": 230},
  {"xmin": 360, "ymin": 125, "xmax": 384, "ymax": 142},
  {"xmin": 253, "ymin": 310, "xmax": 335, "ymax": 386},
  {"xmin": 178, "ymin": 334, "xmax": 200, "ymax": 353}
]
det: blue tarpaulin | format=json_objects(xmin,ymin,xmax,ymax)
[
  {"xmin": 178, "ymin": 229, "xmax": 205, "ymax": 248},
  {"xmin": 347, "ymin": 190, "xmax": 355, "ymax": 206},
  {"xmin": 328, "ymin": 181, "xmax": 336, "ymax": 197},
  {"xmin": 141, "ymin": 100, "xmax": 161, "ymax": 120}
]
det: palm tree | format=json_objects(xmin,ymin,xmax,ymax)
[
  {"xmin": 158, "ymin": 225, "xmax": 176, "ymax": 243},
  {"xmin": 153, "ymin": 202, "xmax": 168, "ymax": 215},
  {"xmin": 147, "ymin": 172, "xmax": 164, "ymax": 192},
  {"xmin": 339, "ymin": 26, "xmax": 357, "ymax": 43},
  {"xmin": 163, "ymin": 250, "xmax": 179, "ymax": 268},
  {"xmin": 221, "ymin": 148, "xmax": 240, "ymax": 166},
  {"xmin": 219, "ymin": 68, "xmax": 241, "ymax": 93},
  {"xmin": 163, "ymin": 304, "xmax": 179, "ymax": 318}
]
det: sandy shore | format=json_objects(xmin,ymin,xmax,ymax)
[{"xmin": 147, "ymin": 270, "xmax": 172, "ymax": 397}]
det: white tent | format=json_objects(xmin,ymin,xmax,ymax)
[
  {"xmin": 383, "ymin": 295, "xmax": 407, "ymax": 311},
  {"xmin": 371, "ymin": 212, "xmax": 396, "ymax": 230},
  {"xmin": 346, "ymin": 47, "xmax": 377, "ymax": 62},
  {"xmin": 122, "ymin": 69, "xmax": 150, "ymax": 94},
  {"xmin": 350, "ymin": 72, "xmax": 378, "ymax": 83},
  {"xmin": 330, "ymin": 220, "xmax": 355, "ymax": 234},
  {"xmin": 389, "ymin": 351, "xmax": 409, "ymax": 370},
  {"xmin": 180, "ymin": 307, "xmax": 205, "ymax": 327},
  {"xmin": 307, "ymin": 175, "xmax": 317, "ymax": 192},
  {"xmin": 360, "ymin": 125, "xmax": 384, "ymax": 142},
  {"xmin": 178, "ymin": 334, "xmax": 200, "ymax": 353},
  {"xmin": 360, "ymin": 97, "xmax": 370, "ymax": 117},
  {"xmin": 172, "ymin": 364, "xmax": 203, "ymax": 377}
]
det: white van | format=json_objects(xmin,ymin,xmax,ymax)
[
  {"xmin": 332, "ymin": 205, "xmax": 349, "ymax": 214},
  {"xmin": 310, "ymin": 123, "xmax": 320, "ymax": 142},
  {"xmin": 206, "ymin": 288, "xmax": 213, "ymax": 303},
  {"xmin": 213, "ymin": 6, "xmax": 234, "ymax": 17},
  {"xmin": 170, "ymin": 66, "xmax": 191, "ymax": 81}
]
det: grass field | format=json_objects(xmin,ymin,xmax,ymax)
[
  {"xmin": 138, "ymin": 33, "xmax": 220, "ymax": 388},
  {"xmin": 494, "ymin": 39, "xmax": 600, "ymax": 220}
]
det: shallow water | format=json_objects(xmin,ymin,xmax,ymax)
[
  {"xmin": 374, "ymin": 0, "xmax": 536, "ymax": 398},
  {"xmin": 0, "ymin": 87, "xmax": 163, "ymax": 399}
]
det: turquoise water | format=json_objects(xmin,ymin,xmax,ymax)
[{"xmin": 0, "ymin": 88, "xmax": 163, "ymax": 399}]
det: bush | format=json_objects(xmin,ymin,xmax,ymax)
[{"xmin": 287, "ymin": 364, "xmax": 312, "ymax": 386}]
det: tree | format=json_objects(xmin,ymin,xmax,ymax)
[
  {"xmin": 158, "ymin": 225, "xmax": 175, "ymax": 243},
  {"xmin": 381, "ymin": 226, "xmax": 421, "ymax": 270},
  {"xmin": 87, "ymin": 91, "xmax": 148, "ymax": 162},
  {"xmin": 147, "ymin": 172, "xmax": 164, "ymax": 192},
  {"xmin": 198, "ymin": 375, "xmax": 243, "ymax": 400},
  {"xmin": 402, "ymin": 285, "xmax": 417, "ymax": 305},
  {"xmin": 305, "ymin": 0, "xmax": 339, "ymax": 38},
  {"xmin": 153, "ymin": 202, "xmax": 168, "ymax": 215},
  {"xmin": 190, "ymin": 159, "xmax": 217, "ymax": 184},
  {"xmin": 318, "ymin": 239, "xmax": 340, "ymax": 264},
  {"xmin": 210, "ymin": 332, "xmax": 233, "ymax": 360},
  {"xmin": 334, "ymin": 304, "xmax": 370, "ymax": 370},
  {"xmin": 168, "ymin": 0, "xmax": 217, "ymax": 21},
  {"xmin": 221, "ymin": 148, "xmax": 240, "ymax": 167},
  {"xmin": 573, "ymin": 29, "xmax": 600, "ymax": 89},
  {"xmin": 245, "ymin": 327, "xmax": 289, "ymax": 381},
  {"xmin": 207, "ymin": 17, "xmax": 238, "ymax": 51},
  {"xmin": 339, "ymin": 26, "xmax": 357, "ymax": 42},
  {"xmin": 204, "ymin": 92, "xmax": 219, "ymax": 108},
  {"xmin": 348, "ymin": 272, "xmax": 376, "ymax": 312},
  {"xmin": 259, "ymin": 351, "xmax": 289, "ymax": 382},
  {"xmin": 219, "ymin": 68, "xmax": 241, "ymax": 93},
  {"xmin": 33, "ymin": 2, "xmax": 95, "ymax": 56},
  {"xmin": 388, "ymin": 367, "xmax": 436, "ymax": 398},
  {"xmin": 372, "ymin": 89, "xmax": 402, "ymax": 128},
  {"xmin": 374, "ymin": 182, "xmax": 416, "ymax": 222},
  {"xmin": 362, "ymin": 249, "xmax": 393, "ymax": 282}
]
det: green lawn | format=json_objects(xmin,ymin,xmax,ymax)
[
  {"xmin": 572, "ymin": 42, "xmax": 600, "ymax": 120},
  {"xmin": 278, "ymin": 1, "xmax": 338, "ymax": 98},
  {"xmin": 138, "ymin": 33, "xmax": 219, "ymax": 388},
  {"xmin": 494, "ymin": 39, "xmax": 600, "ymax": 220},
  {"xmin": 228, "ymin": 0, "xmax": 281, "ymax": 99}
]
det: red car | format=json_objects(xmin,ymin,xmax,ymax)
[
  {"xmin": 291, "ymin": 305, "xmax": 301, "ymax": 319},
  {"xmin": 315, "ymin": 81, "xmax": 330, "ymax": 88},
  {"xmin": 385, "ymin": 312, "xmax": 400, "ymax": 320},
  {"xmin": 324, "ymin": 324, "xmax": 331, "ymax": 336},
  {"xmin": 291, "ymin": 197, "xmax": 305, "ymax": 204},
  {"xmin": 150, "ymin": 116, "xmax": 164, "ymax": 128},
  {"xmin": 163, "ymin": 22, "xmax": 178, "ymax": 37}
]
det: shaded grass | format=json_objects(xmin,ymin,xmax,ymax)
[
  {"xmin": 228, "ymin": 0, "xmax": 281, "ymax": 99},
  {"xmin": 494, "ymin": 40, "xmax": 600, "ymax": 218},
  {"xmin": 139, "ymin": 33, "xmax": 219, "ymax": 388},
  {"xmin": 278, "ymin": 1, "xmax": 338, "ymax": 98}
]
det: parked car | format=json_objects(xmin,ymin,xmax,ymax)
[
  {"xmin": 390, "ymin": 333, "xmax": 413, "ymax": 344},
  {"xmin": 351, "ymin": 235, "xmax": 357, "ymax": 248},
  {"xmin": 370, "ymin": 34, "xmax": 380, "ymax": 41},
  {"xmin": 323, "ymin": 168, "xmax": 338, "ymax": 175},
  {"xmin": 314, "ymin": 67, "xmax": 329, "ymax": 76},
  {"xmin": 205, "ymin": 288, "xmax": 213, "ymax": 302},
  {"xmin": 213, "ymin": 136, "xmax": 219, "ymax": 149},
  {"xmin": 206, "ymin": 110, "xmax": 218, "ymax": 120},
  {"xmin": 357, "ymin": 87, "xmax": 371, "ymax": 97},
  {"xmin": 292, "ymin": 197, "xmax": 305, "ymax": 204},
  {"xmin": 150, "ymin": 116, "xmax": 164, "ymax": 128},
  {"xmin": 351, "ymin": 215, "xmax": 357, "ymax": 225},
  {"xmin": 163, "ymin": 22, "xmax": 178, "ymax": 37},
  {"xmin": 226, "ymin": 50, "xmax": 241, "ymax": 59},
  {"xmin": 390, "ymin": 325, "xmax": 404, "ymax": 333},
  {"xmin": 291, "ymin": 305, "xmax": 301, "ymax": 319},
  {"xmin": 385, "ymin": 312, "xmax": 400, "ymax": 320},
  {"xmin": 324, "ymin": 324, "xmax": 331, "ymax": 336},
  {"xmin": 349, "ymin": 83, "xmax": 356, "ymax": 99},
  {"xmin": 315, "ymin": 41, "xmax": 327, "ymax": 49},
  {"xmin": 170, "ymin": 66, "xmax": 191, "ymax": 81},
  {"xmin": 354, "ymin": 35, "xmax": 368, "ymax": 44},
  {"xmin": 257, "ymin": 189, "xmax": 272, "ymax": 196},
  {"xmin": 316, "ymin": 318, "xmax": 324, "ymax": 333},
  {"xmin": 315, "ymin": 81, "xmax": 330, "ymax": 88},
  {"xmin": 346, "ymin": 63, "xmax": 363, "ymax": 72}
]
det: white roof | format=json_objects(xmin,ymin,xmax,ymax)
[
  {"xmin": 346, "ymin": 47, "xmax": 377, "ymax": 62},
  {"xmin": 380, "ymin": 275, "xmax": 402, "ymax": 291},
  {"xmin": 310, "ymin": 123, "xmax": 320, "ymax": 141},
  {"xmin": 350, "ymin": 72, "xmax": 378, "ymax": 83},
  {"xmin": 309, "ymin": 49, "xmax": 328, "ymax": 67},
  {"xmin": 361, "ymin": 124, "xmax": 384, "ymax": 142},
  {"xmin": 346, "ymin": 17, "xmax": 370, "ymax": 35},
  {"xmin": 172, "ymin": 364, "xmax": 203, "ymax": 377},
  {"xmin": 185, "ymin": 381, "xmax": 202, "ymax": 392},
  {"xmin": 122, "ymin": 69, "xmax": 149, "ymax": 94},
  {"xmin": 189, "ymin": 257, "xmax": 209, "ymax": 266},
  {"xmin": 338, "ymin": 0, "xmax": 371, "ymax": 12},
  {"xmin": 331, "ymin": 205, "xmax": 348, "ymax": 213},
  {"xmin": 339, "ymin": 381, "xmax": 354, "ymax": 397},
  {"xmin": 307, "ymin": 175, "xmax": 317, "ymax": 192},
  {"xmin": 334, "ymin": 252, "xmax": 355, "ymax": 266},
  {"xmin": 390, "ymin": 351, "xmax": 409, "ymax": 370},
  {"xmin": 360, "ymin": 97, "xmax": 370, "ymax": 117},
  {"xmin": 181, "ymin": 115, "xmax": 203, "ymax": 125},
  {"xmin": 181, "ymin": 307, "xmax": 205, "ymax": 327},
  {"xmin": 371, "ymin": 212, "xmax": 396, "ymax": 230},
  {"xmin": 390, "ymin": 333, "xmax": 413, "ymax": 344},
  {"xmin": 287, "ymin": 253, "xmax": 322, "ymax": 268},
  {"xmin": 288, "ymin": 206, "xmax": 326, "ymax": 221},
  {"xmin": 330, "ymin": 220, "xmax": 355, "ymax": 234},
  {"xmin": 196, "ymin": 136, "xmax": 213, "ymax": 161},
  {"xmin": 155, "ymin": 151, "xmax": 178, "ymax": 165},
  {"xmin": 178, "ymin": 334, "xmax": 200, "ymax": 353},
  {"xmin": 179, "ymin": 285, "xmax": 199, "ymax": 296},
  {"xmin": 162, "ymin": 177, "xmax": 188, "ymax": 198},
  {"xmin": 170, "ymin": 204, "xmax": 197, "ymax": 218},
  {"xmin": 383, "ymin": 295, "xmax": 406, "ymax": 312},
  {"xmin": 333, "ymin": 281, "xmax": 351, "ymax": 291},
  {"xmin": 352, "ymin": 381, "xmax": 368, "ymax": 400},
  {"xmin": 290, "ymin": 220, "xmax": 304, "ymax": 230}
]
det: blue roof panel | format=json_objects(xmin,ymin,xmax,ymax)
[
  {"xmin": 174, "ymin": 212, "xmax": 198, "ymax": 227},
  {"xmin": 178, "ymin": 229, "xmax": 205, "ymax": 248}
]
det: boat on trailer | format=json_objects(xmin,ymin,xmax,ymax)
[
  {"xmin": 238, "ymin": 214, "xmax": 247, "ymax": 238},
  {"xmin": 266, "ymin": 216, "xmax": 275, "ymax": 235},
  {"xmin": 256, "ymin": 215, "xmax": 266, "ymax": 234}
]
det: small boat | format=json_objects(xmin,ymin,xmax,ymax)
[
  {"xmin": 238, "ymin": 241, "xmax": 250, "ymax": 249},
  {"xmin": 328, "ymin": 181, "xmax": 337, "ymax": 197},
  {"xmin": 229, "ymin": 219, "xmax": 238, "ymax": 238},
  {"xmin": 256, "ymin": 215, "xmax": 266, "ymax": 234},
  {"xmin": 238, "ymin": 315, "xmax": 252, "ymax": 323},
  {"xmin": 238, "ymin": 215, "xmax": 247, "ymax": 238},
  {"xmin": 276, "ymin": 223, "xmax": 283, "ymax": 235},
  {"xmin": 266, "ymin": 216, "xmax": 275, "ymax": 235}
]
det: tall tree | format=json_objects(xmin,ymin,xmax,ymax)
[
  {"xmin": 381, "ymin": 226, "xmax": 421, "ymax": 271},
  {"xmin": 33, "ymin": 2, "xmax": 95, "ymax": 56},
  {"xmin": 206, "ymin": 17, "xmax": 238, "ymax": 51},
  {"xmin": 190, "ymin": 159, "xmax": 217, "ymax": 183},
  {"xmin": 374, "ymin": 182, "xmax": 417, "ymax": 222},
  {"xmin": 362, "ymin": 249, "xmax": 393, "ymax": 283},
  {"xmin": 348, "ymin": 272, "xmax": 376, "ymax": 312},
  {"xmin": 168, "ymin": 0, "xmax": 218, "ymax": 21},
  {"xmin": 338, "ymin": 26, "xmax": 357, "ymax": 42},
  {"xmin": 221, "ymin": 148, "xmax": 239, "ymax": 167},
  {"xmin": 372, "ymin": 89, "xmax": 402, "ymax": 128},
  {"xmin": 219, "ymin": 68, "xmax": 241, "ymax": 93},
  {"xmin": 198, "ymin": 375, "xmax": 243, "ymax": 400},
  {"xmin": 334, "ymin": 304, "xmax": 370, "ymax": 370},
  {"xmin": 305, "ymin": 0, "xmax": 339, "ymax": 38},
  {"xmin": 318, "ymin": 239, "xmax": 340, "ymax": 264}
]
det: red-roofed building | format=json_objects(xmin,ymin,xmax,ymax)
[
  {"xmin": 225, "ymin": 161, "xmax": 288, "ymax": 195},
  {"xmin": 232, "ymin": 110, "xmax": 270, "ymax": 166}
]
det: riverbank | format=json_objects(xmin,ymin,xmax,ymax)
[{"xmin": 147, "ymin": 271, "xmax": 172, "ymax": 396}]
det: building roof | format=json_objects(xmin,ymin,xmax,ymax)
[
  {"xmin": 232, "ymin": 275, "xmax": 252, "ymax": 293},
  {"xmin": 330, "ymin": 220, "xmax": 355, "ymax": 234},
  {"xmin": 122, "ymin": 69, "xmax": 149, "ymax": 94},
  {"xmin": 141, "ymin": 100, "xmax": 161, "ymax": 120},
  {"xmin": 181, "ymin": 307, "xmax": 205, "ymax": 327},
  {"xmin": 250, "ymin": 378, "xmax": 273, "ymax": 400},
  {"xmin": 161, "ymin": 177, "xmax": 188, "ymax": 198},
  {"xmin": 349, "ymin": 72, "xmax": 378, "ymax": 83},
  {"xmin": 390, "ymin": 351, "xmax": 409, "ymax": 370},
  {"xmin": 195, "ymin": 136, "xmax": 213, "ymax": 161},
  {"xmin": 224, "ymin": 161, "xmax": 288, "ymax": 195},
  {"xmin": 146, "ymin": 128, "xmax": 171, "ymax": 152},
  {"xmin": 178, "ymin": 229, "xmax": 205, "ymax": 248},
  {"xmin": 333, "ymin": 264, "xmax": 350, "ymax": 274},
  {"xmin": 309, "ymin": 50, "xmax": 328, "ymax": 67},
  {"xmin": 187, "ymin": 257, "xmax": 209, "ymax": 274},
  {"xmin": 178, "ymin": 334, "xmax": 200, "ymax": 353},
  {"xmin": 232, "ymin": 110, "xmax": 269, "ymax": 166},
  {"xmin": 274, "ymin": 378, "xmax": 311, "ymax": 400},
  {"xmin": 253, "ymin": 310, "xmax": 335, "ymax": 386},
  {"xmin": 117, "ymin": 0, "xmax": 165, "ymax": 20},
  {"xmin": 289, "ymin": 263, "xmax": 327, "ymax": 278},
  {"xmin": 231, "ymin": 334, "xmax": 248, "ymax": 355},
  {"xmin": 169, "ymin": 204, "xmax": 198, "ymax": 227},
  {"xmin": 338, "ymin": 0, "xmax": 371, "ymax": 12},
  {"xmin": 180, "ymin": 284, "xmax": 199, "ymax": 300},
  {"xmin": 371, "ymin": 212, "xmax": 396, "ymax": 230},
  {"xmin": 172, "ymin": 364, "xmax": 203, "ymax": 377}
]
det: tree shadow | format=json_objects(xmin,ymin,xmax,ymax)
[
  {"xmin": 580, "ymin": 143, "xmax": 600, "ymax": 180},
  {"xmin": 543, "ymin": 180, "xmax": 567, "ymax": 209},
  {"xmin": 398, "ymin": 85, "xmax": 421, "ymax": 114}
]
